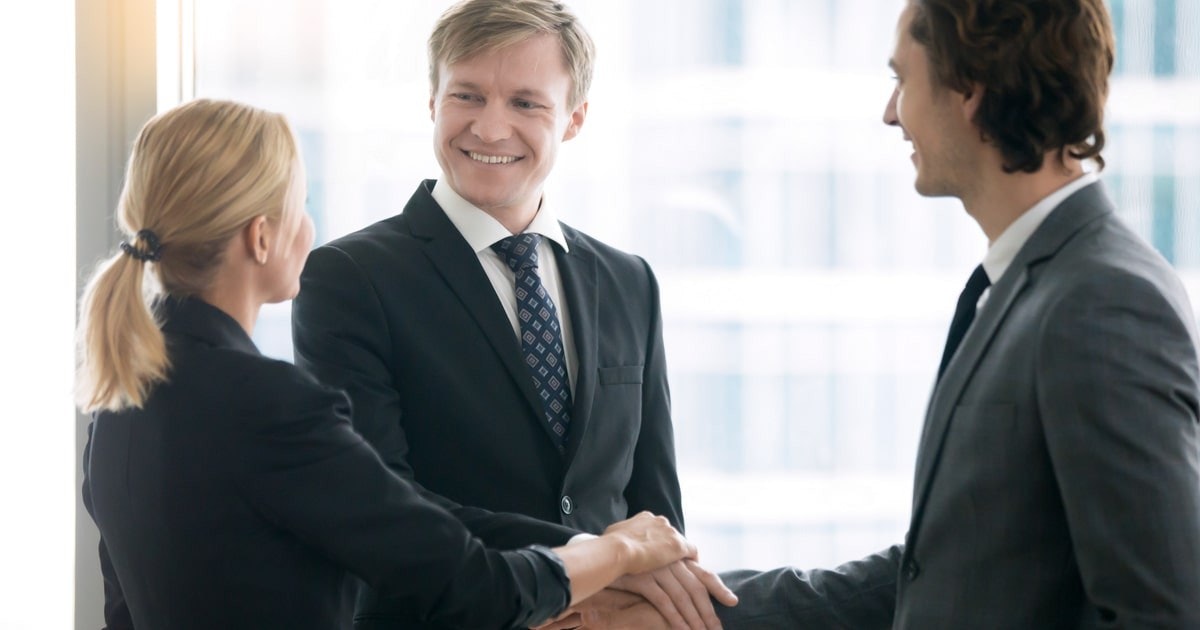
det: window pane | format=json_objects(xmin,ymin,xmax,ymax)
[{"xmin": 188, "ymin": 0, "xmax": 1200, "ymax": 571}]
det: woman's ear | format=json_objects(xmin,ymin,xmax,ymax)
[{"xmin": 242, "ymin": 216, "xmax": 272, "ymax": 266}]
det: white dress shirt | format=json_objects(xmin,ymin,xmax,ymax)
[
  {"xmin": 432, "ymin": 179, "xmax": 578, "ymax": 392},
  {"xmin": 977, "ymin": 171, "xmax": 1099, "ymax": 308}
]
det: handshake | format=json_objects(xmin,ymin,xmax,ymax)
[{"xmin": 535, "ymin": 512, "xmax": 738, "ymax": 630}]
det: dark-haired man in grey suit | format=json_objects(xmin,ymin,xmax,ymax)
[{"xmin": 572, "ymin": 0, "xmax": 1200, "ymax": 628}]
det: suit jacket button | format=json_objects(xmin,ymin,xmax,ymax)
[
  {"xmin": 903, "ymin": 559, "xmax": 920, "ymax": 581},
  {"xmin": 560, "ymin": 495, "xmax": 574, "ymax": 515}
]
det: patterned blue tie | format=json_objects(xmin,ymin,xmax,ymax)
[{"xmin": 492, "ymin": 233, "xmax": 572, "ymax": 447}]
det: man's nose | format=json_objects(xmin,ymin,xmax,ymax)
[
  {"xmin": 471, "ymin": 102, "xmax": 513, "ymax": 143},
  {"xmin": 883, "ymin": 88, "xmax": 899, "ymax": 126}
]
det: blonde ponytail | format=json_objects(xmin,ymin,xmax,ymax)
[
  {"xmin": 76, "ymin": 251, "xmax": 168, "ymax": 412},
  {"xmin": 75, "ymin": 98, "xmax": 299, "ymax": 413}
]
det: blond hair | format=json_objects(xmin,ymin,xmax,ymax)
[
  {"xmin": 428, "ymin": 0, "xmax": 596, "ymax": 108},
  {"xmin": 76, "ymin": 98, "xmax": 299, "ymax": 412}
]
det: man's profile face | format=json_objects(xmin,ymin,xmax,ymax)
[
  {"xmin": 429, "ymin": 34, "xmax": 587, "ymax": 220},
  {"xmin": 883, "ymin": 3, "xmax": 975, "ymax": 198}
]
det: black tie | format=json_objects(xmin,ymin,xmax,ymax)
[{"xmin": 937, "ymin": 264, "xmax": 991, "ymax": 381}]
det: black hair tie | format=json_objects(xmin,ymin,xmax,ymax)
[{"xmin": 120, "ymin": 229, "xmax": 164, "ymax": 262}]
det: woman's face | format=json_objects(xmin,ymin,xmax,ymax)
[{"xmin": 262, "ymin": 161, "xmax": 315, "ymax": 303}]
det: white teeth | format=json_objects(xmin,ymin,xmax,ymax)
[{"xmin": 468, "ymin": 151, "xmax": 518, "ymax": 164}]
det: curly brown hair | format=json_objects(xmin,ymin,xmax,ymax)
[{"xmin": 909, "ymin": 0, "xmax": 1115, "ymax": 173}]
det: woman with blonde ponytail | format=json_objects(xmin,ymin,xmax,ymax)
[{"xmin": 77, "ymin": 98, "xmax": 696, "ymax": 630}]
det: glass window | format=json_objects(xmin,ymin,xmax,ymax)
[{"xmin": 180, "ymin": 0, "xmax": 1200, "ymax": 571}]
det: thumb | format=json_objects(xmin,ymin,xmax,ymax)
[{"xmin": 582, "ymin": 608, "xmax": 608, "ymax": 627}]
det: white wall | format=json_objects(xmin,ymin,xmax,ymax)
[
  {"xmin": 73, "ymin": 0, "xmax": 158, "ymax": 627},
  {"xmin": 0, "ymin": 2, "xmax": 77, "ymax": 628}
]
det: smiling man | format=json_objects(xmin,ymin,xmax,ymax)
[
  {"xmin": 695, "ymin": 0, "xmax": 1200, "ymax": 628},
  {"xmin": 291, "ymin": 1, "xmax": 734, "ymax": 629}
]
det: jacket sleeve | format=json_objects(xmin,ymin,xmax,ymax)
[
  {"xmin": 715, "ymin": 545, "xmax": 901, "ymax": 629},
  {"xmin": 1037, "ymin": 270, "xmax": 1200, "ymax": 626},
  {"xmin": 622, "ymin": 258, "xmax": 686, "ymax": 530},
  {"xmin": 82, "ymin": 421, "xmax": 135, "ymax": 630},
  {"xmin": 233, "ymin": 371, "xmax": 570, "ymax": 629},
  {"xmin": 292, "ymin": 243, "xmax": 578, "ymax": 548}
]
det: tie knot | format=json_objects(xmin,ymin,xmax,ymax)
[{"xmin": 492, "ymin": 233, "xmax": 543, "ymax": 272}]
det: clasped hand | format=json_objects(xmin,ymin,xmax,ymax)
[{"xmin": 536, "ymin": 516, "xmax": 737, "ymax": 630}]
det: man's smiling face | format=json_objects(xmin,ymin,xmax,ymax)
[
  {"xmin": 883, "ymin": 2, "xmax": 978, "ymax": 199},
  {"xmin": 430, "ymin": 33, "xmax": 587, "ymax": 220}
]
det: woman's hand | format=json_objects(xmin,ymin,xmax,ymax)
[
  {"xmin": 601, "ymin": 512, "xmax": 696, "ymax": 576},
  {"xmin": 548, "ymin": 512, "xmax": 697, "ymax": 613}
]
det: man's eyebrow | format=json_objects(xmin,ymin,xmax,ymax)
[
  {"xmin": 512, "ymin": 88, "xmax": 552, "ymax": 100},
  {"xmin": 444, "ymin": 83, "xmax": 553, "ymax": 101},
  {"xmin": 888, "ymin": 58, "xmax": 900, "ymax": 72}
]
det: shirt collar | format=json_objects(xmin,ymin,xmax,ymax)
[
  {"xmin": 431, "ymin": 179, "xmax": 570, "ymax": 253},
  {"xmin": 981, "ymin": 171, "xmax": 1099, "ymax": 283}
]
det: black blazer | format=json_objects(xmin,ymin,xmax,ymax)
[
  {"xmin": 83, "ymin": 297, "xmax": 569, "ymax": 630},
  {"xmin": 293, "ymin": 180, "xmax": 685, "ymax": 627}
]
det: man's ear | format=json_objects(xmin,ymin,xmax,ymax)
[
  {"xmin": 242, "ymin": 216, "xmax": 271, "ymax": 266},
  {"xmin": 961, "ymin": 82, "xmax": 983, "ymax": 122},
  {"xmin": 562, "ymin": 100, "xmax": 588, "ymax": 142},
  {"xmin": 429, "ymin": 96, "xmax": 436, "ymax": 122}
]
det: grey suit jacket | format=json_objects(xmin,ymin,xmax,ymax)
[{"xmin": 718, "ymin": 182, "xmax": 1200, "ymax": 629}]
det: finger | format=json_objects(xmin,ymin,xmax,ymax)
[
  {"xmin": 585, "ymin": 601, "xmax": 673, "ymax": 630},
  {"xmin": 581, "ymin": 608, "xmax": 609, "ymax": 629},
  {"xmin": 685, "ymin": 559, "xmax": 739, "ymax": 607},
  {"xmin": 622, "ymin": 573, "xmax": 687, "ymax": 629},
  {"xmin": 533, "ymin": 611, "xmax": 582, "ymax": 630},
  {"xmin": 585, "ymin": 587, "xmax": 644, "ymax": 610},
  {"xmin": 664, "ymin": 561, "xmax": 713, "ymax": 630},
  {"xmin": 561, "ymin": 588, "xmax": 645, "ymax": 629}
]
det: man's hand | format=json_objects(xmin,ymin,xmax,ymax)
[
  {"xmin": 534, "ymin": 560, "xmax": 738, "ymax": 630},
  {"xmin": 532, "ymin": 589, "xmax": 643, "ymax": 630},
  {"xmin": 533, "ymin": 589, "xmax": 666, "ymax": 630},
  {"xmin": 580, "ymin": 600, "xmax": 674, "ymax": 629},
  {"xmin": 608, "ymin": 559, "xmax": 736, "ymax": 629}
]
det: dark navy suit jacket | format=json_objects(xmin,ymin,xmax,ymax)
[
  {"xmin": 83, "ymin": 297, "xmax": 568, "ymax": 630},
  {"xmin": 293, "ymin": 180, "xmax": 684, "ymax": 628}
]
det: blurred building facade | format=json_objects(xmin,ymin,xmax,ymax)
[{"xmin": 188, "ymin": 0, "xmax": 1199, "ymax": 571}]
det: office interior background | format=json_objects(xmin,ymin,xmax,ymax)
[{"xmin": 1, "ymin": 1, "xmax": 1195, "ymax": 628}]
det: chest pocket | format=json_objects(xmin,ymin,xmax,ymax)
[{"xmin": 598, "ymin": 365, "xmax": 643, "ymax": 385}]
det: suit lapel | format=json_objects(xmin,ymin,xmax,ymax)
[
  {"xmin": 557, "ymin": 227, "xmax": 599, "ymax": 465},
  {"xmin": 403, "ymin": 182, "xmax": 550, "ymax": 435},
  {"xmin": 909, "ymin": 267, "xmax": 1028, "ymax": 527},
  {"xmin": 908, "ymin": 182, "xmax": 1115, "ymax": 536}
]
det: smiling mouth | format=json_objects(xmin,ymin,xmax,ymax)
[{"xmin": 465, "ymin": 150, "xmax": 521, "ymax": 165}]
